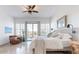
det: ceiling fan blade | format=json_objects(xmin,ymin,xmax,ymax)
[
  {"xmin": 25, "ymin": 7, "xmax": 29, "ymax": 10},
  {"xmin": 32, "ymin": 5, "xmax": 36, "ymax": 9},
  {"xmin": 33, "ymin": 10, "xmax": 38, "ymax": 13},
  {"xmin": 28, "ymin": 5, "xmax": 31, "ymax": 9}
]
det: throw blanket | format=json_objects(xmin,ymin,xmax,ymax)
[{"xmin": 34, "ymin": 37, "xmax": 46, "ymax": 54}]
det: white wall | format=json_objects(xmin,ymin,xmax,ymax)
[
  {"xmin": 51, "ymin": 6, "xmax": 79, "ymax": 40},
  {"xmin": 14, "ymin": 17, "xmax": 51, "ymax": 24},
  {"xmin": 0, "ymin": 7, "xmax": 14, "ymax": 45}
]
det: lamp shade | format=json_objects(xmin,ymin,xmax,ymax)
[
  {"xmin": 67, "ymin": 24, "xmax": 70, "ymax": 28},
  {"xmin": 67, "ymin": 24, "xmax": 76, "ymax": 34}
]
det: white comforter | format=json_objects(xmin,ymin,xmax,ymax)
[
  {"xmin": 30, "ymin": 36, "xmax": 71, "ymax": 53},
  {"xmin": 30, "ymin": 38, "xmax": 63, "ymax": 49},
  {"xmin": 61, "ymin": 38, "xmax": 71, "ymax": 47},
  {"xmin": 44, "ymin": 38, "xmax": 63, "ymax": 49}
]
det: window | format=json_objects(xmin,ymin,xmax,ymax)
[
  {"xmin": 40, "ymin": 24, "xmax": 50, "ymax": 36},
  {"xmin": 15, "ymin": 23, "xmax": 25, "ymax": 36}
]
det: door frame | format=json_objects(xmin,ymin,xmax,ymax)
[{"xmin": 25, "ymin": 21, "xmax": 40, "ymax": 41}]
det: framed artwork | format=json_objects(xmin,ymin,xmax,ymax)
[
  {"xmin": 57, "ymin": 15, "xmax": 67, "ymax": 28},
  {"xmin": 5, "ymin": 26, "xmax": 12, "ymax": 33}
]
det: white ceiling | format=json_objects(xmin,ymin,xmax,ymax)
[
  {"xmin": 1, "ymin": 5, "xmax": 79, "ymax": 18},
  {"xmin": 0, "ymin": 5, "xmax": 56, "ymax": 18}
]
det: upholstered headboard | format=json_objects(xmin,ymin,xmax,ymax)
[{"xmin": 47, "ymin": 28, "xmax": 72, "ymax": 38}]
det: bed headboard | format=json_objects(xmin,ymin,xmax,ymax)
[{"xmin": 47, "ymin": 28, "xmax": 72, "ymax": 38}]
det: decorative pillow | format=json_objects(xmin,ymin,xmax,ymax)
[
  {"xmin": 58, "ymin": 33, "xmax": 72, "ymax": 39},
  {"xmin": 47, "ymin": 30, "xmax": 60, "ymax": 37}
]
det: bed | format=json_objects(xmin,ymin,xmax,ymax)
[{"xmin": 29, "ymin": 28, "xmax": 72, "ymax": 54}]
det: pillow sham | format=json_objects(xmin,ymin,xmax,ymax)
[{"xmin": 58, "ymin": 33, "xmax": 72, "ymax": 39}]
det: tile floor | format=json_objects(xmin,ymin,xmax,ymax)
[{"xmin": 0, "ymin": 41, "xmax": 32, "ymax": 54}]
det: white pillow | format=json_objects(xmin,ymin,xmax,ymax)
[
  {"xmin": 58, "ymin": 33, "xmax": 72, "ymax": 39},
  {"xmin": 47, "ymin": 30, "xmax": 60, "ymax": 37}
]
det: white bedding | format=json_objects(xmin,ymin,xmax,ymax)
[
  {"xmin": 29, "ymin": 36, "xmax": 72, "ymax": 54},
  {"xmin": 30, "ymin": 37, "xmax": 71, "ymax": 50},
  {"xmin": 61, "ymin": 38, "xmax": 71, "ymax": 47},
  {"xmin": 44, "ymin": 38, "xmax": 63, "ymax": 49}
]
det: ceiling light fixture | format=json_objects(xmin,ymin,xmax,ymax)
[{"xmin": 23, "ymin": 5, "xmax": 39, "ymax": 14}]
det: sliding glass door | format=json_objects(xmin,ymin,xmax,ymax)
[{"xmin": 25, "ymin": 21, "xmax": 40, "ymax": 41}]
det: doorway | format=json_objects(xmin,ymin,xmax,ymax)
[{"xmin": 25, "ymin": 21, "xmax": 40, "ymax": 41}]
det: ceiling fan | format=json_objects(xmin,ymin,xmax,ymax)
[{"xmin": 23, "ymin": 5, "xmax": 39, "ymax": 14}]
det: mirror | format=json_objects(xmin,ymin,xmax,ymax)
[{"xmin": 57, "ymin": 15, "xmax": 67, "ymax": 28}]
